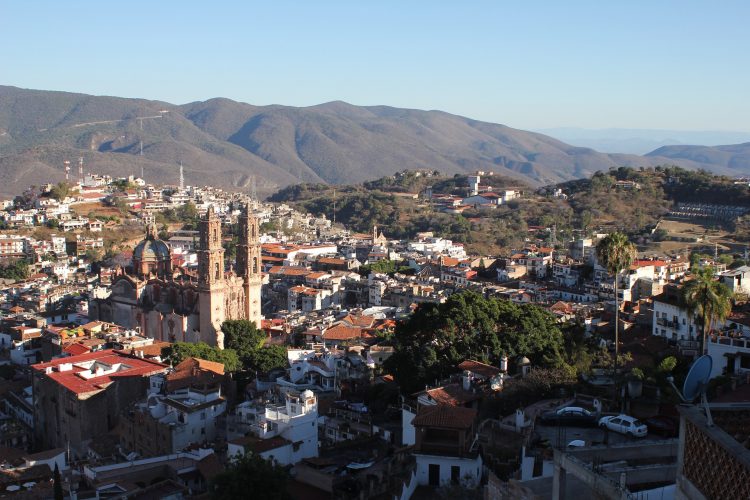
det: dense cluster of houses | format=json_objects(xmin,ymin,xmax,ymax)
[{"xmin": 4, "ymin": 169, "xmax": 750, "ymax": 498}]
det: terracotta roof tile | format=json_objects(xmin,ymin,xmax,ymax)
[
  {"xmin": 457, "ymin": 360, "xmax": 501, "ymax": 379},
  {"xmin": 412, "ymin": 405, "xmax": 477, "ymax": 429},
  {"xmin": 424, "ymin": 383, "xmax": 481, "ymax": 406},
  {"xmin": 323, "ymin": 324, "xmax": 362, "ymax": 341},
  {"xmin": 31, "ymin": 349, "xmax": 167, "ymax": 396}
]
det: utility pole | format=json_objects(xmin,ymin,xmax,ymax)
[
  {"xmin": 332, "ymin": 188, "xmax": 336, "ymax": 225},
  {"xmin": 78, "ymin": 157, "xmax": 84, "ymax": 186}
]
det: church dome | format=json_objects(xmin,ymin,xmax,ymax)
[
  {"xmin": 133, "ymin": 237, "xmax": 171, "ymax": 263},
  {"xmin": 132, "ymin": 224, "xmax": 172, "ymax": 277}
]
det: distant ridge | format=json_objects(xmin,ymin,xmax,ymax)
[{"xmin": 0, "ymin": 85, "xmax": 747, "ymax": 198}]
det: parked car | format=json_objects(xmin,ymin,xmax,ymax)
[
  {"xmin": 644, "ymin": 416, "xmax": 678, "ymax": 437},
  {"xmin": 539, "ymin": 406, "xmax": 598, "ymax": 427},
  {"xmin": 598, "ymin": 414, "xmax": 648, "ymax": 437}
]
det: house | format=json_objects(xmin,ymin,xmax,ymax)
[
  {"xmin": 411, "ymin": 405, "xmax": 483, "ymax": 488},
  {"xmin": 721, "ymin": 266, "xmax": 750, "ymax": 296},
  {"xmin": 119, "ymin": 357, "xmax": 227, "ymax": 457},
  {"xmin": 227, "ymin": 390, "xmax": 318, "ymax": 466},
  {"xmin": 31, "ymin": 350, "xmax": 168, "ymax": 456}
]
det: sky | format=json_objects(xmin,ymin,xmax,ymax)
[{"xmin": 2, "ymin": 1, "xmax": 749, "ymax": 131}]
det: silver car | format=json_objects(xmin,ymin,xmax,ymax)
[{"xmin": 598, "ymin": 414, "xmax": 648, "ymax": 437}]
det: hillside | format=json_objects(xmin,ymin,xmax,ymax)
[
  {"xmin": 274, "ymin": 167, "xmax": 750, "ymax": 255},
  {"xmin": 646, "ymin": 143, "xmax": 750, "ymax": 172},
  {"xmin": 1, "ymin": 85, "xmax": 743, "ymax": 199}
]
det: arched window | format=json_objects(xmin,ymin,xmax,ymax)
[
  {"xmin": 214, "ymin": 262, "xmax": 220, "ymax": 280},
  {"xmin": 213, "ymin": 228, "xmax": 218, "ymax": 243},
  {"xmin": 253, "ymin": 257, "xmax": 258, "ymax": 274},
  {"xmin": 251, "ymin": 224, "xmax": 256, "ymax": 239}
]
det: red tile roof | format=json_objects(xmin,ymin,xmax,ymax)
[
  {"xmin": 31, "ymin": 349, "xmax": 167, "ymax": 396},
  {"xmin": 424, "ymin": 383, "xmax": 481, "ymax": 406},
  {"xmin": 323, "ymin": 324, "xmax": 362, "ymax": 341},
  {"xmin": 63, "ymin": 343, "xmax": 91, "ymax": 356},
  {"xmin": 412, "ymin": 405, "xmax": 477, "ymax": 429},
  {"xmin": 457, "ymin": 360, "xmax": 501, "ymax": 379}
]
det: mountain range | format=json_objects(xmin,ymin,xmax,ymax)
[
  {"xmin": 1, "ymin": 85, "xmax": 749, "ymax": 199},
  {"xmin": 536, "ymin": 127, "xmax": 750, "ymax": 155}
]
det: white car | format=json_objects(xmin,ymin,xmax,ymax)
[{"xmin": 598, "ymin": 414, "xmax": 648, "ymax": 437}]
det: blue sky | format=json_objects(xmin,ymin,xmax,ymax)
[{"xmin": 2, "ymin": 1, "xmax": 748, "ymax": 131}]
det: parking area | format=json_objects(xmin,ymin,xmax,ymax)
[{"xmin": 534, "ymin": 423, "xmax": 667, "ymax": 448}]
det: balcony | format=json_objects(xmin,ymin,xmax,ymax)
[
  {"xmin": 678, "ymin": 339, "xmax": 701, "ymax": 356},
  {"xmin": 656, "ymin": 318, "xmax": 680, "ymax": 330}
]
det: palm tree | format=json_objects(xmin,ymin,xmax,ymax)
[
  {"xmin": 682, "ymin": 266, "xmax": 733, "ymax": 355},
  {"xmin": 596, "ymin": 232, "xmax": 637, "ymax": 374}
]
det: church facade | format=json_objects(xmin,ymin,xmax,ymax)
[{"xmin": 89, "ymin": 206, "xmax": 262, "ymax": 348}]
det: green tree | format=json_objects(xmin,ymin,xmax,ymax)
[
  {"xmin": 248, "ymin": 345, "xmax": 288, "ymax": 373},
  {"xmin": 359, "ymin": 259, "xmax": 397, "ymax": 276},
  {"xmin": 221, "ymin": 320, "xmax": 287, "ymax": 373},
  {"xmin": 596, "ymin": 232, "xmax": 636, "ymax": 373},
  {"xmin": 222, "ymin": 320, "xmax": 266, "ymax": 357},
  {"xmin": 682, "ymin": 266, "xmax": 734, "ymax": 354},
  {"xmin": 0, "ymin": 259, "xmax": 30, "ymax": 281},
  {"xmin": 210, "ymin": 453, "xmax": 291, "ymax": 500},
  {"xmin": 84, "ymin": 248, "xmax": 104, "ymax": 263},
  {"xmin": 50, "ymin": 182, "xmax": 71, "ymax": 201},
  {"xmin": 162, "ymin": 342, "xmax": 241, "ymax": 372},
  {"xmin": 384, "ymin": 291, "xmax": 565, "ymax": 393}
]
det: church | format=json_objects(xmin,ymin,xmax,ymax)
[{"xmin": 89, "ymin": 206, "xmax": 263, "ymax": 348}]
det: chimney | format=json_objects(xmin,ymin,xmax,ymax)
[
  {"xmin": 500, "ymin": 354, "xmax": 508, "ymax": 373},
  {"xmin": 462, "ymin": 370, "xmax": 471, "ymax": 391}
]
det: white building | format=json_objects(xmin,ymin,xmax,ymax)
[
  {"xmin": 408, "ymin": 405, "xmax": 482, "ymax": 488},
  {"xmin": 652, "ymin": 286, "xmax": 696, "ymax": 343},
  {"xmin": 721, "ymin": 266, "xmax": 750, "ymax": 296},
  {"xmin": 228, "ymin": 390, "xmax": 318, "ymax": 466},
  {"xmin": 134, "ymin": 372, "xmax": 227, "ymax": 453}
]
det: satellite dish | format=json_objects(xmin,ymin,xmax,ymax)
[
  {"xmin": 669, "ymin": 354, "xmax": 714, "ymax": 427},
  {"xmin": 683, "ymin": 355, "xmax": 712, "ymax": 401}
]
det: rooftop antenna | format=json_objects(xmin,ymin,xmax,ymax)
[
  {"xmin": 179, "ymin": 163, "xmax": 184, "ymax": 191},
  {"xmin": 333, "ymin": 188, "xmax": 336, "ymax": 225},
  {"xmin": 78, "ymin": 157, "xmax": 84, "ymax": 186},
  {"xmin": 63, "ymin": 160, "xmax": 71, "ymax": 182},
  {"xmin": 668, "ymin": 354, "xmax": 714, "ymax": 426}
]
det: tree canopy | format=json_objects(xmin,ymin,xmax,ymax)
[
  {"xmin": 596, "ymin": 232, "xmax": 636, "ymax": 276},
  {"xmin": 162, "ymin": 342, "xmax": 241, "ymax": 372},
  {"xmin": 0, "ymin": 259, "xmax": 30, "ymax": 281},
  {"xmin": 384, "ymin": 291, "xmax": 565, "ymax": 393},
  {"xmin": 682, "ymin": 266, "xmax": 734, "ymax": 353},
  {"xmin": 210, "ymin": 453, "xmax": 291, "ymax": 500},
  {"xmin": 222, "ymin": 320, "xmax": 287, "ymax": 373}
]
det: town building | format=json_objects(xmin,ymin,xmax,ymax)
[
  {"xmin": 88, "ymin": 205, "xmax": 262, "ymax": 347},
  {"xmin": 31, "ymin": 349, "xmax": 167, "ymax": 456}
]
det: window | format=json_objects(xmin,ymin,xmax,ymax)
[
  {"xmin": 428, "ymin": 464, "xmax": 440, "ymax": 486},
  {"xmin": 451, "ymin": 466, "xmax": 460, "ymax": 484}
]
